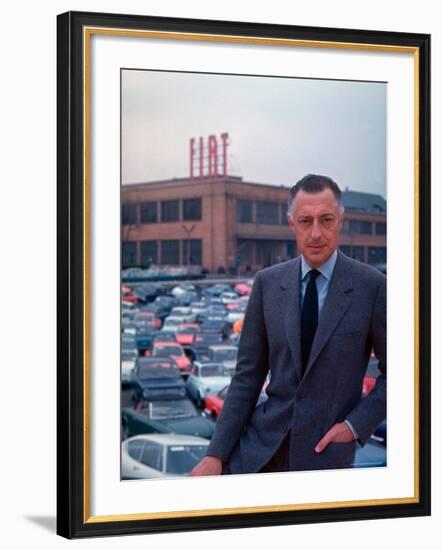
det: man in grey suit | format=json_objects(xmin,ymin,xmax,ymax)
[{"xmin": 191, "ymin": 174, "xmax": 386, "ymax": 475}]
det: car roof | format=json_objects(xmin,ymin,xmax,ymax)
[{"xmin": 125, "ymin": 433, "xmax": 210, "ymax": 445}]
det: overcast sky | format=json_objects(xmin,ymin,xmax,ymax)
[{"xmin": 122, "ymin": 69, "xmax": 386, "ymax": 198}]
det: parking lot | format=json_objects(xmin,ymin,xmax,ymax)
[{"xmin": 120, "ymin": 276, "xmax": 386, "ymax": 480}]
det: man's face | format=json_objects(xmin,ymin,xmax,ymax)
[{"xmin": 287, "ymin": 188, "xmax": 343, "ymax": 268}]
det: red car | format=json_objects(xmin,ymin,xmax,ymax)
[
  {"xmin": 175, "ymin": 324, "xmax": 200, "ymax": 346},
  {"xmin": 151, "ymin": 341, "xmax": 192, "ymax": 375},
  {"xmin": 205, "ymin": 381, "xmax": 268, "ymax": 420},
  {"xmin": 122, "ymin": 285, "xmax": 138, "ymax": 304},
  {"xmin": 362, "ymin": 376, "xmax": 377, "ymax": 397},
  {"xmin": 234, "ymin": 280, "xmax": 253, "ymax": 296},
  {"xmin": 204, "ymin": 385, "xmax": 229, "ymax": 420},
  {"xmin": 134, "ymin": 311, "xmax": 161, "ymax": 329},
  {"xmin": 362, "ymin": 353, "xmax": 381, "ymax": 397}
]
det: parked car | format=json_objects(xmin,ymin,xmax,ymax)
[
  {"xmin": 133, "ymin": 311, "xmax": 161, "ymax": 329},
  {"xmin": 121, "ymin": 433, "xmax": 209, "ymax": 480},
  {"xmin": 122, "ymin": 286, "xmax": 138, "ymax": 304},
  {"xmin": 221, "ymin": 291, "xmax": 239, "ymax": 304},
  {"xmin": 121, "ymin": 358, "xmax": 136, "ymax": 386},
  {"xmin": 186, "ymin": 362, "xmax": 231, "ymax": 408},
  {"xmin": 175, "ymin": 324, "xmax": 200, "ymax": 346},
  {"xmin": 207, "ymin": 344, "xmax": 238, "ymax": 374},
  {"xmin": 168, "ymin": 307, "xmax": 197, "ymax": 323},
  {"xmin": 151, "ymin": 342, "xmax": 192, "ymax": 376},
  {"xmin": 234, "ymin": 281, "xmax": 253, "ymax": 296},
  {"xmin": 122, "ymin": 332, "xmax": 138, "ymax": 361},
  {"xmin": 226, "ymin": 309, "xmax": 246, "ymax": 325},
  {"xmin": 371, "ymin": 419, "xmax": 387, "ymax": 446},
  {"xmin": 170, "ymin": 283, "xmax": 196, "ymax": 297},
  {"xmin": 199, "ymin": 319, "xmax": 229, "ymax": 339},
  {"xmin": 353, "ymin": 439, "xmax": 386, "ymax": 468},
  {"xmin": 192, "ymin": 333, "xmax": 224, "ymax": 360},
  {"xmin": 189, "ymin": 301, "xmax": 209, "ymax": 316},
  {"xmin": 151, "ymin": 331, "xmax": 176, "ymax": 344},
  {"xmin": 204, "ymin": 385, "xmax": 229, "ymax": 420},
  {"xmin": 131, "ymin": 357, "xmax": 185, "ymax": 401},
  {"xmin": 134, "ymin": 328, "xmax": 157, "ymax": 354},
  {"xmin": 161, "ymin": 317, "xmax": 189, "ymax": 333},
  {"xmin": 122, "ymin": 397, "xmax": 215, "ymax": 439},
  {"xmin": 362, "ymin": 354, "xmax": 382, "ymax": 397},
  {"xmin": 204, "ymin": 383, "xmax": 268, "ymax": 421},
  {"xmin": 133, "ymin": 283, "xmax": 162, "ymax": 303}
]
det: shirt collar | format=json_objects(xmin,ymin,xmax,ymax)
[{"xmin": 301, "ymin": 249, "xmax": 338, "ymax": 281}]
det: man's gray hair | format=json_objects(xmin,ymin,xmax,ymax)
[{"xmin": 287, "ymin": 174, "xmax": 344, "ymax": 214}]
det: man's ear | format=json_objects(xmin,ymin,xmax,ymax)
[{"xmin": 338, "ymin": 211, "xmax": 344, "ymax": 229}]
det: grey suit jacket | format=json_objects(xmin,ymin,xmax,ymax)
[{"xmin": 206, "ymin": 250, "xmax": 386, "ymax": 473}]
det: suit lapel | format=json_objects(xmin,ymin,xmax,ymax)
[
  {"xmin": 303, "ymin": 250, "xmax": 354, "ymax": 378},
  {"xmin": 281, "ymin": 257, "xmax": 303, "ymax": 380}
]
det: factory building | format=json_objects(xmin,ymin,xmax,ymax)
[{"xmin": 122, "ymin": 175, "xmax": 386, "ymax": 274}]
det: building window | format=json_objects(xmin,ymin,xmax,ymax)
[
  {"xmin": 183, "ymin": 198, "xmax": 202, "ymax": 221},
  {"xmin": 140, "ymin": 240, "xmax": 157, "ymax": 266},
  {"xmin": 256, "ymin": 201, "xmax": 279, "ymax": 224},
  {"xmin": 340, "ymin": 245, "xmax": 365, "ymax": 262},
  {"xmin": 161, "ymin": 240, "xmax": 180, "ymax": 265},
  {"xmin": 237, "ymin": 239, "xmax": 255, "ymax": 266},
  {"xmin": 281, "ymin": 204, "xmax": 289, "ymax": 225},
  {"xmin": 237, "ymin": 199, "xmax": 253, "ymax": 223},
  {"xmin": 161, "ymin": 200, "xmax": 179, "ymax": 222},
  {"xmin": 349, "ymin": 220, "xmax": 372, "ymax": 234},
  {"xmin": 140, "ymin": 202, "xmax": 157, "ymax": 223},
  {"xmin": 286, "ymin": 241, "xmax": 296, "ymax": 259},
  {"xmin": 122, "ymin": 204, "xmax": 137, "ymax": 225},
  {"xmin": 122, "ymin": 242, "xmax": 137, "ymax": 267},
  {"xmin": 368, "ymin": 247, "xmax": 386, "ymax": 265},
  {"xmin": 182, "ymin": 239, "xmax": 202, "ymax": 265},
  {"xmin": 376, "ymin": 222, "xmax": 387, "ymax": 235}
]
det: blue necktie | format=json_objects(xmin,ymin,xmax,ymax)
[{"xmin": 301, "ymin": 269, "xmax": 320, "ymax": 373}]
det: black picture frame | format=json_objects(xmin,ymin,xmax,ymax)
[{"xmin": 57, "ymin": 10, "xmax": 431, "ymax": 539}]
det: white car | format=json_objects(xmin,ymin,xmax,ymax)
[
  {"xmin": 169, "ymin": 307, "xmax": 197, "ymax": 323},
  {"xmin": 226, "ymin": 310, "xmax": 246, "ymax": 324},
  {"xmin": 121, "ymin": 434, "xmax": 209, "ymax": 480},
  {"xmin": 207, "ymin": 345, "xmax": 238, "ymax": 374},
  {"xmin": 121, "ymin": 359, "xmax": 135, "ymax": 384},
  {"xmin": 170, "ymin": 284, "xmax": 196, "ymax": 297},
  {"xmin": 221, "ymin": 291, "xmax": 239, "ymax": 304},
  {"xmin": 186, "ymin": 362, "xmax": 231, "ymax": 408}
]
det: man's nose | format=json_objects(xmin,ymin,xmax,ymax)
[{"xmin": 311, "ymin": 220, "xmax": 322, "ymax": 239}]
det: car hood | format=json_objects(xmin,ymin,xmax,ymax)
[{"xmin": 197, "ymin": 377, "xmax": 230, "ymax": 391}]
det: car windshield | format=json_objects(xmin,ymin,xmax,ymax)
[
  {"xmin": 135, "ymin": 313, "xmax": 154, "ymax": 320},
  {"xmin": 178, "ymin": 327, "xmax": 198, "ymax": 334},
  {"xmin": 154, "ymin": 345, "xmax": 183, "ymax": 357},
  {"xmin": 164, "ymin": 319, "xmax": 182, "ymax": 326},
  {"xmin": 213, "ymin": 349, "xmax": 237, "ymax": 360},
  {"xmin": 166, "ymin": 445, "xmax": 208, "ymax": 475},
  {"xmin": 154, "ymin": 334, "xmax": 175, "ymax": 341},
  {"xmin": 200, "ymin": 364, "xmax": 228, "ymax": 377},
  {"xmin": 137, "ymin": 362, "xmax": 178, "ymax": 378},
  {"xmin": 147, "ymin": 399, "xmax": 197, "ymax": 419}
]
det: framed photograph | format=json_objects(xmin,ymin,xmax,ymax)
[{"xmin": 57, "ymin": 11, "xmax": 431, "ymax": 538}]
